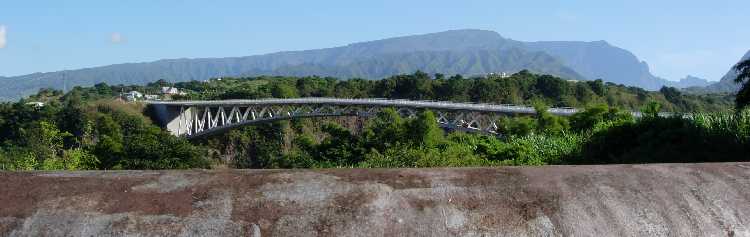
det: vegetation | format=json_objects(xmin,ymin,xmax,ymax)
[
  {"xmin": 734, "ymin": 59, "xmax": 750, "ymax": 110},
  {"xmin": 0, "ymin": 90, "xmax": 210, "ymax": 170},
  {"xmin": 173, "ymin": 71, "xmax": 732, "ymax": 112},
  {"xmin": 200, "ymin": 105, "xmax": 749, "ymax": 169},
  {"xmin": 0, "ymin": 71, "xmax": 746, "ymax": 170}
]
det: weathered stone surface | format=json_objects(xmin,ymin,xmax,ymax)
[{"xmin": 1, "ymin": 163, "xmax": 750, "ymax": 236}]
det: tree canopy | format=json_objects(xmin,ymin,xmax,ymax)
[
  {"xmin": 0, "ymin": 71, "xmax": 744, "ymax": 170},
  {"xmin": 734, "ymin": 59, "xmax": 750, "ymax": 110}
]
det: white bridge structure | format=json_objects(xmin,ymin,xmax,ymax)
[{"xmin": 148, "ymin": 98, "xmax": 581, "ymax": 139}]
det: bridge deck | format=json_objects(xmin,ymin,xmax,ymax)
[
  {"xmin": 147, "ymin": 98, "xmax": 680, "ymax": 138},
  {"xmin": 147, "ymin": 97, "xmax": 579, "ymax": 115}
]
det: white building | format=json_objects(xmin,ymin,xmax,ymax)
[
  {"xmin": 25, "ymin": 102, "xmax": 45, "ymax": 108},
  {"xmin": 123, "ymin": 91, "xmax": 144, "ymax": 102},
  {"xmin": 161, "ymin": 87, "xmax": 185, "ymax": 95},
  {"xmin": 129, "ymin": 91, "xmax": 143, "ymax": 98},
  {"xmin": 144, "ymin": 94, "xmax": 160, "ymax": 100},
  {"xmin": 489, "ymin": 72, "xmax": 511, "ymax": 78}
]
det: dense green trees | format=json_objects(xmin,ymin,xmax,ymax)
[
  {"xmin": 569, "ymin": 104, "xmax": 632, "ymax": 132},
  {"xmin": 0, "ymin": 71, "xmax": 745, "ymax": 171},
  {"xmin": 173, "ymin": 71, "xmax": 731, "ymax": 112},
  {"xmin": 579, "ymin": 111, "xmax": 750, "ymax": 164},
  {"xmin": 196, "ymin": 103, "xmax": 749, "ymax": 169},
  {"xmin": 734, "ymin": 59, "xmax": 750, "ymax": 110},
  {"xmin": 0, "ymin": 92, "xmax": 210, "ymax": 170}
]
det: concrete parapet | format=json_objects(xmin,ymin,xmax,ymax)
[{"xmin": 1, "ymin": 163, "xmax": 749, "ymax": 236}]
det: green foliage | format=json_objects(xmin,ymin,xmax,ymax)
[
  {"xmin": 692, "ymin": 109, "xmax": 750, "ymax": 143},
  {"xmin": 357, "ymin": 144, "xmax": 490, "ymax": 168},
  {"xmin": 641, "ymin": 101, "xmax": 662, "ymax": 117},
  {"xmin": 357, "ymin": 146, "xmax": 421, "ymax": 168},
  {"xmin": 734, "ymin": 59, "xmax": 750, "ymax": 110},
  {"xmin": 570, "ymin": 104, "xmax": 609, "ymax": 132},
  {"xmin": 188, "ymin": 73, "xmax": 745, "ymax": 169},
  {"xmin": 412, "ymin": 145, "xmax": 489, "ymax": 168},
  {"xmin": 64, "ymin": 148, "xmax": 100, "ymax": 170},
  {"xmin": 270, "ymin": 83, "xmax": 300, "ymax": 98},
  {"xmin": 534, "ymin": 103, "xmax": 570, "ymax": 135},
  {"xmin": 118, "ymin": 126, "xmax": 210, "ymax": 169},
  {"xmin": 40, "ymin": 148, "xmax": 98, "ymax": 170},
  {"xmin": 586, "ymin": 79, "xmax": 607, "ymax": 97},
  {"xmin": 313, "ymin": 123, "xmax": 365, "ymax": 167},
  {"xmin": 737, "ymin": 83, "xmax": 750, "ymax": 111},
  {"xmin": 178, "ymin": 72, "xmax": 729, "ymax": 112},
  {"xmin": 497, "ymin": 116, "xmax": 536, "ymax": 137},
  {"xmin": 498, "ymin": 133, "xmax": 584, "ymax": 165},
  {"xmin": 406, "ymin": 110, "xmax": 444, "ymax": 147},
  {"xmin": 0, "ymin": 97, "xmax": 211, "ymax": 170},
  {"xmin": 580, "ymin": 112, "xmax": 750, "ymax": 164},
  {"xmin": 361, "ymin": 108, "xmax": 407, "ymax": 150},
  {"xmin": 0, "ymin": 71, "xmax": 743, "ymax": 171},
  {"xmin": 0, "ymin": 150, "xmax": 37, "ymax": 171},
  {"xmin": 201, "ymin": 123, "xmax": 285, "ymax": 169},
  {"xmin": 569, "ymin": 104, "xmax": 634, "ymax": 132}
]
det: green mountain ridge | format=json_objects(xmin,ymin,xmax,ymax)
[
  {"xmin": 0, "ymin": 29, "xmax": 684, "ymax": 101},
  {"xmin": 259, "ymin": 49, "xmax": 584, "ymax": 80}
]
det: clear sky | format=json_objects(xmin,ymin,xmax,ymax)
[{"xmin": 0, "ymin": 0, "xmax": 747, "ymax": 81}]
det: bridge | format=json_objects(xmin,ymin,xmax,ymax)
[{"xmin": 148, "ymin": 98, "xmax": 582, "ymax": 138}]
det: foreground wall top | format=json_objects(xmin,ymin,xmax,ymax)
[{"xmin": 2, "ymin": 163, "xmax": 748, "ymax": 236}]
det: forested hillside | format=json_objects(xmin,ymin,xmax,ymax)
[{"xmin": 0, "ymin": 71, "xmax": 745, "ymax": 170}]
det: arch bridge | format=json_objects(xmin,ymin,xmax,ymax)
[{"xmin": 148, "ymin": 98, "xmax": 580, "ymax": 139}]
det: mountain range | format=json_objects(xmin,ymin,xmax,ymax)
[
  {"xmin": 698, "ymin": 50, "xmax": 750, "ymax": 93},
  {"xmin": 0, "ymin": 29, "xmax": 715, "ymax": 101},
  {"xmin": 675, "ymin": 75, "xmax": 712, "ymax": 88}
]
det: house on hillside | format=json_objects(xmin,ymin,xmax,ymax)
[
  {"xmin": 25, "ymin": 102, "xmax": 45, "ymax": 108},
  {"xmin": 123, "ymin": 91, "xmax": 144, "ymax": 102},
  {"xmin": 488, "ymin": 72, "xmax": 511, "ymax": 78},
  {"xmin": 144, "ymin": 94, "xmax": 159, "ymax": 100},
  {"xmin": 161, "ymin": 87, "xmax": 185, "ymax": 96}
]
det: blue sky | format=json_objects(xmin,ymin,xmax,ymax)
[{"xmin": 0, "ymin": 0, "xmax": 747, "ymax": 81}]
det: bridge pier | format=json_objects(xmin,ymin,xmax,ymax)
[{"xmin": 150, "ymin": 104, "xmax": 189, "ymax": 136}]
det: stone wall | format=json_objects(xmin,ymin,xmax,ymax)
[{"xmin": 2, "ymin": 163, "xmax": 749, "ymax": 236}]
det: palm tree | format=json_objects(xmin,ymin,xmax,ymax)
[{"xmin": 734, "ymin": 59, "xmax": 750, "ymax": 110}]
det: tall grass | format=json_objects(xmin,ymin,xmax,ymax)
[
  {"xmin": 692, "ymin": 109, "xmax": 750, "ymax": 142},
  {"xmin": 503, "ymin": 133, "xmax": 585, "ymax": 165}
]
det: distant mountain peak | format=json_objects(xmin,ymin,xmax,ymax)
[
  {"xmin": 701, "ymin": 49, "xmax": 750, "ymax": 93},
  {"xmin": 431, "ymin": 28, "xmax": 501, "ymax": 34},
  {"xmin": 344, "ymin": 29, "xmax": 509, "ymax": 55},
  {"xmin": 741, "ymin": 50, "xmax": 750, "ymax": 60},
  {"xmin": 589, "ymin": 40, "xmax": 610, "ymax": 46},
  {"xmin": 668, "ymin": 75, "xmax": 711, "ymax": 88}
]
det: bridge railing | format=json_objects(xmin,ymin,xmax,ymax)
[{"xmin": 146, "ymin": 97, "xmax": 580, "ymax": 115}]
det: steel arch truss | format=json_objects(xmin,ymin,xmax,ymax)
[
  {"xmin": 173, "ymin": 104, "xmax": 504, "ymax": 138},
  {"xmin": 149, "ymin": 98, "xmax": 584, "ymax": 139}
]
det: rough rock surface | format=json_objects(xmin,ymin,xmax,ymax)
[{"xmin": 1, "ymin": 163, "xmax": 750, "ymax": 236}]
